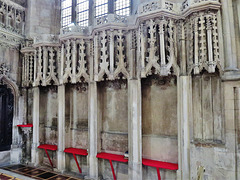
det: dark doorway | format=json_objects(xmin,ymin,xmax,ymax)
[{"xmin": 0, "ymin": 84, "xmax": 13, "ymax": 151}]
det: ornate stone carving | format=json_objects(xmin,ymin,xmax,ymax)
[
  {"xmin": 94, "ymin": 30, "xmax": 129, "ymax": 81},
  {"xmin": 139, "ymin": 1, "xmax": 161, "ymax": 14},
  {"xmin": 114, "ymin": 30, "xmax": 129, "ymax": 79},
  {"xmin": 0, "ymin": 63, "xmax": 9, "ymax": 75},
  {"xmin": 181, "ymin": 0, "xmax": 220, "ymax": 11},
  {"xmin": 76, "ymin": 39, "xmax": 89, "ymax": 82},
  {"xmin": 0, "ymin": 0, "xmax": 24, "ymax": 35},
  {"xmin": 139, "ymin": 1, "xmax": 176, "ymax": 15},
  {"xmin": 62, "ymin": 40, "xmax": 72, "ymax": 83},
  {"xmin": 44, "ymin": 47, "xmax": 59, "ymax": 85},
  {"xmin": 96, "ymin": 14, "xmax": 127, "ymax": 26},
  {"xmin": 186, "ymin": 11, "xmax": 222, "ymax": 75},
  {"xmin": 141, "ymin": 17, "xmax": 177, "ymax": 77}
]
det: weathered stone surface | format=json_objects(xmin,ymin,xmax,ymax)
[{"xmin": 0, "ymin": 0, "xmax": 240, "ymax": 180}]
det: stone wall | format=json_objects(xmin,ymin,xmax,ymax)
[{"xmin": 1, "ymin": 0, "xmax": 240, "ymax": 180}]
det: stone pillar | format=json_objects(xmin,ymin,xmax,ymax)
[
  {"xmin": 88, "ymin": 82, "xmax": 99, "ymax": 179},
  {"xmin": 128, "ymin": 79, "xmax": 142, "ymax": 180},
  {"xmin": 10, "ymin": 91, "xmax": 23, "ymax": 164},
  {"xmin": 222, "ymin": 0, "xmax": 238, "ymax": 70},
  {"xmin": 177, "ymin": 76, "xmax": 191, "ymax": 180},
  {"xmin": 57, "ymin": 85, "xmax": 66, "ymax": 172},
  {"xmin": 31, "ymin": 87, "xmax": 40, "ymax": 166}
]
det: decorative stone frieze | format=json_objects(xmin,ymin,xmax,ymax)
[
  {"xmin": 61, "ymin": 25, "xmax": 89, "ymax": 35},
  {"xmin": 0, "ymin": 63, "xmax": 9, "ymax": 75},
  {"xmin": 21, "ymin": 39, "xmax": 35, "ymax": 87},
  {"xmin": 95, "ymin": 14, "xmax": 128, "ymax": 26},
  {"xmin": 138, "ymin": 0, "xmax": 177, "ymax": 15},
  {"xmin": 181, "ymin": 0, "xmax": 220, "ymax": 12}
]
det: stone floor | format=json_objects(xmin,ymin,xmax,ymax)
[{"xmin": 0, "ymin": 164, "xmax": 83, "ymax": 180}]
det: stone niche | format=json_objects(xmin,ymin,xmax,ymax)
[
  {"xmin": 98, "ymin": 79, "xmax": 128, "ymax": 180},
  {"xmin": 192, "ymin": 72, "xmax": 223, "ymax": 143},
  {"xmin": 142, "ymin": 75, "xmax": 178, "ymax": 180},
  {"xmin": 39, "ymin": 86, "xmax": 58, "ymax": 167},
  {"xmin": 65, "ymin": 83, "xmax": 89, "ymax": 173}
]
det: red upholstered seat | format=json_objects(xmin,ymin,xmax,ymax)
[
  {"xmin": 142, "ymin": 158, "xmax": 178, "ymax": 170},
  {"xmin": 17, "ymin": 124, "xmax": 33, "ymax": 127},
  {"xmin": 38, "ymin": 144, "xmax": 57, "ymax": 151},
  {"xmin": 97, "ymin": 152, "xmax": 128, "ymax": 180},
  {"xmin": 37, "ymin": 144, "xmax": 57, "ymax": 168},
  {"xmin": 96, "ymin": 152, "xmax": 128, "ymax": 163},
  {"xmin": 64, "ymin": 147, "xmax": 88, "ymax": 174},
  {"xmin": 64, "ymin": 147, "xmax": 88, "ymax": 156}
]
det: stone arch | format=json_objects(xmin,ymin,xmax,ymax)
[
  {"xmin": 0, "ymin": 75, "xmax": 19, "ymax": 118},
  {"xmin": 0, "ymin": 74, "xmax": 20, "ymax": 148}
]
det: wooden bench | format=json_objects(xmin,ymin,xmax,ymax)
[
  {"xmin": 64, "ymin": 147, "xmax": 88, "ymax": 173},
  {"xmin": 38, "ymin": 144, "xmax": 57, "ymax": 168},
  {"xmin": 142, "ymin": 158, "xmax": 178, "ymax": 180},
  {"xmin": 96, "ymin": 152, "xmax": 128, "ymax": 180}
]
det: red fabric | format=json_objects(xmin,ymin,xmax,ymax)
[
  {"xmin": 64, "ymin": 147, "xmax": 88, "ymax": 156},
  {"xmin": 96, "ymin": 152, "xmax": 128, "ymax": 163},
  {"xmin": 142, "ymin": 158, "xmax": 178, "ymax": 170},
  {"xmin": 38, "ymin": 144, "xmax": 57, "ymax": 151},
  {"xmin": 17, "ymin": 124, "xmax": 33, "ymax": 127}
]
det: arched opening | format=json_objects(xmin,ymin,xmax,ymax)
[{"xmin": 0, "ymin": 84, "xmax": 14, "ymax": 151}]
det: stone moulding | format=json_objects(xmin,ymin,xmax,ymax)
[
  {"xmin": 0, "ymin": 63, "xmax": 20, "ymax": 149},
  {"xmin": 0, "ymin": 28, "xmax": 24, "ymax": 49}
]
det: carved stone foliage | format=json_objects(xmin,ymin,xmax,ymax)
[
  {"xmin": 94, "ymin": 30, "xmax": 129, "ymax": 81},
  {"xmin": 95, "ymin": 14, "xmax": 127, "ymax": 26},
  {"xmin": 0, "ymin": 0, "xmax": 25, "ymax": 35},
  {"xmin": 185, "ymin": 11, "xmax": 222, "ymax": 75},
  {"xmin": 181, "ymin": 0, "xmax": 220, "ymax": 11},
  {"xmin": 140, "ymin": 17, "xmax": 177, "ymax": 77},
  {"xmin": 60, "ymin": 39, "xmax": 90, "ymax": 84},
  {"xmin": 35, "ymin": 46, "xmax": 59, "ymax": 86},
  {"xmin": 22, "ymin": 53, "xmax": 34, "ymax": 87},
  {"xmin": 0, "ymin": 63, "xmax": 9, "ymax": 75},
  {"xmin": 138, "ymin": 1, "xmax": 176, "ymax": 15}
]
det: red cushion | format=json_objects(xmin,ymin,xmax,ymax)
[
  {"xmin": 64, "ymin": 147, "xmax": 88, "ymax": 156},
  {"xmin": 96, "ymin": 152, "xmax": 128, "ymax": 163},
  {"xmin": 38, "ymin": 144, "xmax": 58, "ymax": 151},
  {"xmin": 142, "ymin": 158, "xmax": 178, "ymax": 170},
  {"xmin": 17, "ymin": 124, "xmax": 33, "ymax": 127}
]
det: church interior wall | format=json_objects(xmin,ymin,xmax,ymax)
[{"xmin": 0, "ymin": 0, "xmax": 240, "ymax": 179}]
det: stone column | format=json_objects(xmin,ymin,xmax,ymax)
[
  {"xmin": 57, "ymin": 85, "xmax": 66, "ymax": 172},
  {"xmin": 10, "ymin": 92, "xmax": 22, "ymax": 164},
  {"xmin": 221, "ymin": 0, "xmax": 238, "ymax": 70},
  {"xmin": 128, "ymin": 79, "xmax": 142, "ymax": 180},
  {"xmin": 31, "ymin": 87, "xmax": 40, "ymax": 166},
  {"xmin": 88, "ymin": 82, "xmax": 99, "ymax": 179},
  {"xmin": 177, "ymin": 76, "xmax": 191, "ymax": 180}
]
